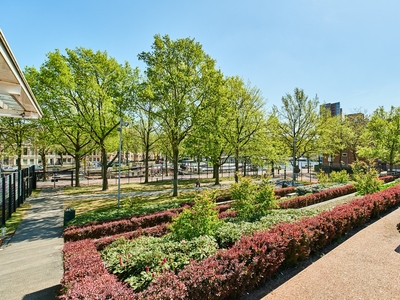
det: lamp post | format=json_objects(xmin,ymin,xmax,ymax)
[
  {"xmin": 117, "ymin": 118, "xmax": 128, "ymax": 208},
  {"xmin": 292, "ymin": 138, "xmax": 297, "ymax": 185}
]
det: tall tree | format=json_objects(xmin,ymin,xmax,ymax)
[
  {"xmin": 220, "ymin": 77, "xmax": 266, "ymax": 183},
  {"xmin": 127, "ymin": 82, "xmax": 161, "ymax": 183},
  {"xmin": 263, "ymin": 115, "xmax": 291, "ymax": 176},
  {"xmin": 30, "ymin": 120, "xmax": 56, "ymax": 181},
  {"xmin": 272, "ymin": 88, "xmax": 325, "ymax": 179},
  {"xmin": 182, "ymin": 76, "xmax": 228, "ymax": 185},
  {"xmin": 25, "ymin": 66, "xmax": 96, "ymax": 186},
  {"xmin": 138, "ymin": 35, "xmax": 222, "ymax": 196},
  {"xmin": 358, "ymin": 106, "xmax": 400, "ymax": 171},
  {"xmin": 341, "ymin": 111, "xmax": 369, "ymax": 163},
  {"xmin": 28, "ymin": 48, "xmax": 139, "ymax": 190},
  {"xmin": 0, "ymin": 117, "xmax": 36, "ymax": 170}
]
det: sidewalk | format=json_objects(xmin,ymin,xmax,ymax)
[
  {"xmin": 0, "ymin": 188, "xmax": 64, "ymax": 300},
  {"xmin": 254, "ymin": 206, "xmax": 400, "ymax": 300}
]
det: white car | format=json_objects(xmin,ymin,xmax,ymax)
[{"xmin": 2, "ymin": 166, "xmax": 18, "ymax": 172}]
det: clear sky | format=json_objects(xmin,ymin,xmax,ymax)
[{"xmin": 2, "ymin": 0, "xmax": 399, "ymax": 115}]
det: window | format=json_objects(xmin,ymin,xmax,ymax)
[{"xmin": 23, "ymin": 148, "xmax": 28, "ymax": 155}]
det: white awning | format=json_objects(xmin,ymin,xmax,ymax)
[{"xmin": 0, "ymin": 29, "xmax": 42, "ymax": 119}]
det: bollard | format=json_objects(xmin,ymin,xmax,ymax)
[
  {"xmin": 64, "ymin": 207, "xmax": 75, "ymax": 226},
  {"xmin": 1, "ymin": 227, "xmax": 5, "ymax": 237}
]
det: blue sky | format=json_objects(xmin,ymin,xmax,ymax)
[{"xmin": 2, "ymin": 0, "xmax": 399, "ymax": 115}]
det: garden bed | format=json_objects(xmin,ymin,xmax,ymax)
[{"xmin": 60, "ymin": 182, "xmax": 400, "ymax": 299}]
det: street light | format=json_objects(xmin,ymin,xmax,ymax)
[
  {"xmin": 292, "ymin": 138, "xmax": 297, "ymax": 185},
  {"xmin": 117, "ymin": 118, "xmax": 129, "ymax": 208}
]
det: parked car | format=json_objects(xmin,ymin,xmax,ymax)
[
  {"xmin": 275, "ymin": 180, "xmax": 304, "ymax": 188},
  {"xmin": 29, "ymin": 164, "xmax": 43, "ymax": 171},
  {"xmin": 2, "ymin": 166, "xmax": 18, "ymax": 172},
  {"xmin": 180, "ymin": 160, "xmax": 195, "ymax": 170}
]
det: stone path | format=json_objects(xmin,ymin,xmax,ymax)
[{"xmin": 0, "ymin": 189, "xmax": 64, "ymax": 300}]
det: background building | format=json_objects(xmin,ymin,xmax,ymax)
[{"xmin": 322, "ymin": 102, "xmax": 342, "ymax": 116}]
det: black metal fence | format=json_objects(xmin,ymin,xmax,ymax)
[{"xmin": 0, "ymin": 166, "xmax": 35, "ymax": 226}]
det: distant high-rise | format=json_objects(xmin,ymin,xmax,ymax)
[{"xmin": 322, "ymin": 102, "xmax": 342, "ymax": 116}]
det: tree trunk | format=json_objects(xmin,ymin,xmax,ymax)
[
  {"xmin": 271, "ymin": 161, "xmax": 275, "ymax": 177},
  {"xmin": 144, "ymin": 147, "xmax": 149, "ymax": 183},
  {"xmin": 75, "ymin": 154, "xmax": 81, "ymax": 187},
  {"xmin": 17, "ymin": 153, "xmax": 22, "ymax": 170},
  {"xmin": 41, "ymin": 153, "xmax": 47, "ymax": 181},
  {"xmin": 234, "ymin": 149, "xmax": 239, "ymax": 183},
  {"xmin": 101, "ymin": 146, "xmax": 109, "ymax": 191},
  {"xmin": 197, "ymin": 155, "xmax": 201, "ymax": 175},
  {"xmin": 172, "ymin": 148, "xmax": 179, "ymax": 197},
  {"xmin": 213, "ymin": 163, "xmax": 220, "ymax": 185}
]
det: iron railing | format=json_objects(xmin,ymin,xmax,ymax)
[{"xmin": 0, "ymin": 166, "xmax": 35, "ymax": 226}]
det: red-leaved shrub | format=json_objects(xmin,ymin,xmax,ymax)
[{"xmin": 278, "ymin": 184, "xmax": 356, "ymax": 209}]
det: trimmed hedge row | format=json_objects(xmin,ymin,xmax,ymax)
[
  {"xmin": 136, "ymin": 185, "xmax": 400, "ymax": 299},
  {"xmin": 274, "ymin": 186, "xmax": 296, "ymax": 198},
  {"xmin": 60, "ymin": 184, "xmax": 400, "ymax": 299},
  {"xmin": 278, "ymin": 184, "xmax": 356, "ymax": 209},
  {"xmin": 379, "ymin": 175, "xmax": 397, "ymax": 183},
  {"xmin": 63, "ymin": 207, "xmax": 189, "ymax": 242},
  {"xmin": 60, "ymin": 239, "xmax": 134, "ymax": 299},
  {"xmin": 215, "ymin": 186, "xmax": 296, "ymax": 203}
]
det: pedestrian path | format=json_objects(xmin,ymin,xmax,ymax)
[
  {"xmin": 250, "ymin": 206, "xmax": 400, "ymax": 300},
  {"xmin": 0, "ymin": 188, "xmax": 64, "ymax": 300}
]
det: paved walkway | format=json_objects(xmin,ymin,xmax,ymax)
[
  {"xmin": 258, "ymin": 206, "xmax": 400, "ymax": 300},
  {"xmin": 0, "ymin": 189, "xmax": 64, "ymax": 300}
]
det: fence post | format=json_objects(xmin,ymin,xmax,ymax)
[
  {"xmin": 27, "ymin": 167, "xmax": 32, "ymax": 196},
  {"xmin": 21, "ymin": 174, "xmax": 26, "ymax": 204},
  {"xmin": 1, "ymin": 177, "xmax": 5, "ymax": 226},
  {"xmin": 32, "ymin": 167, "xmax": 37, "ymax": 190},
  {"xmin": 18, "ymin": 171, "xmax": 22, "ymax": 204},
  {"xmin": 12, "ymin": 173, "xmax": 16, "ymax": 211},
  {"xmin": 8, "ymin": 176, "xmax": 12, "ymax": 219}
]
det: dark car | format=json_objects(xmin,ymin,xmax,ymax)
[
  {"xmin": 276, "ymin": 180, "xmax": 303, "ymax": 188},
  {"xmin": 180, "ymin": 160, "xmax": 194, "ymax": 170}
]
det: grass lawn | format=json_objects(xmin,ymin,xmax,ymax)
[
  {"xmin": 63, "ymin": 193, "xmax": 193, "ymax": 226},
  {"xmin": 63, "ymin": 178, "xmax": 233, "ymax": 226},
  {"xmin": 62, "ymin": 177, "xmax": 229, "ymax": 196}
]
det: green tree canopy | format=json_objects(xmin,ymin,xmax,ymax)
[
  {"xmin": 138, "ymin": 34, "xmax": 222, "ymax": 196},
  {"xmin": 358, "ymin": 106, "xmax": 400, "ymax": 171},
  {"xmin": 272, "ymin": 88, "xmax": 326, "ymax": 177},
  {"xmin": 27, "ymin": 47, "xmax": 139, "ymax": 190},
  {"xmin": 220, "ymin": 77, "xmax": 266, "ymax": 182}
]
